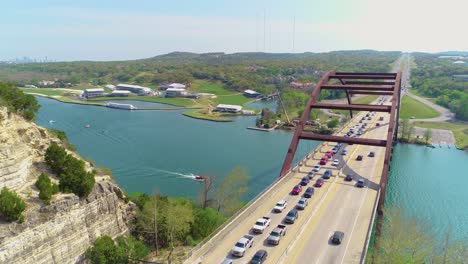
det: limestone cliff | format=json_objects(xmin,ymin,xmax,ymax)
[{"xmin": 0, "ymin": 107, "xmax": 133, "ymax": 263}]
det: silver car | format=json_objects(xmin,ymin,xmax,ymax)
[{"xmin": 296, "ymin": 198, "xmax": 308, "ymax": 210}]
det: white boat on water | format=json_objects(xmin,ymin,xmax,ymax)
[
  {"xmin": 49, "ymin": 120, "xmax": 56, "ymax": 123},
  {"xmin": 105, "ymin": 102, "xmax": 137, "ymax": 110}
]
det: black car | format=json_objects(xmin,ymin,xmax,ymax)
[
  {"xmin": 369, "ymin": 151, "xmax": 375, "ymax": 157},
  {"xmin": 284, "ymin": 209, "xmax": 299, "ymax": 224},
  {"xmin": 300, "ymin": 176, "xmax": 310, "ymax": 186},
  {"xmin": 345, "ymin": 174, "xmax": 353, "ymax": 181},
  {"xmin": 323, "ymin": 169, "xmax": 332, "ymax": 179},
  {"xmin": 250, "ymin": 250, "xmax": 268, "ymax": 264},
  {"xmin": 304, "ymin": 187, "xmax": 315, "ymax": 198},
  {"xmin": 332, "ymin": 231, "xmax": 345, "ymax": 245},
  {"xmin": 356, "ymin": 155, "xmax": 363, "ymax": 161},
  {"xmin": 357, "ymin": 179, "xmax": 365, "ymax": 188}
]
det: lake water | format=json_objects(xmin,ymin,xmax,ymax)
[
  {"xmin": 35, "ymin": 97, "xmax": 468, "ymax": 241},
  {"xmin": 36, "ymin": 97, "xmax": 315, "ymax": 200},
  {"xmin": 387, "ymin": 144, "xmax": 468, "ymax": 240}
]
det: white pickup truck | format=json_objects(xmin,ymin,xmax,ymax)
[
  {"xmin": 231, "ymin": 235, "xmax": 254, "ymax": 257},
  {"xmin": 273, "ymin": 200, "xmax": 287, "ymax": 213},
  {"xmin": 252, "ymin": 216, "xmax": 271, "ymax": 233}
]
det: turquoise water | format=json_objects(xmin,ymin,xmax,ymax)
[
  {"xmin": 35, "ymin": 97, "xmax": 314, "ymax": 199},
  {"xmin": 387, "ymin": 144, "xmax": 468, "ymax": 240}
]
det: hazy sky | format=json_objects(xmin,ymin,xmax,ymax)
[{"xmin": 1, "ymin": 0, "xmax": 467, "ymax": 61}]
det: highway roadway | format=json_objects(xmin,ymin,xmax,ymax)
[{"xmin": 189, "ymin": 98, "xmax": 391, "ymax": 264}]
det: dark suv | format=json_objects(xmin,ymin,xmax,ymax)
[
  {"xmin": 304, "ymin": 187, "xmax": 315, "ymax": 198},
  {"xmin": 250, "ymin": 250, "xmax": 268, "ymax": 264},
  {"xmin": 332, "ymin": 231, "xmax": 344, "ymax": 245},
  {"xmin": 356, "ymin": 155, "xmax": 363, "ymax": 161}
]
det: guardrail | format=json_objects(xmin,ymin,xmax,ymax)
[{"xmin": 360, "ymin": 185, "xmax": 381, "ymax": 264}]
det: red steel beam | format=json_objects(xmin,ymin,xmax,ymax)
[
  {"xmin": 378, "ymin": 72, "xmax": 401, "ymax": 213},
  {"xmin": 348, "ymin": 91, "xmax": 394, "ymax": 96},
  {"xmin": 344, "ymin": 81, "xmax": 396, "ymax": 86},
  {"xmin": 321, "ymin": 84, "xmax": 394, "ymax": 91},
  {"xmin": 310, "ymin": 103, "xmax": 391, "ymax": 112},
  {"xmin": 330, "ymin": 75, "xmax": 397, "ymax": 80},
  {"xmin": 334, "ymin": 72, "xmax": 396, "ymax": 76},
  {"xmin": 299, "ymin": 132, "xmax": 387, "ymax": 147}
]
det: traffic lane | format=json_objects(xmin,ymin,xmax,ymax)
[
  {"xmin": 222, "ymin": 173, "xmax": 306, "ymax": 263},
  {"xmin": 208, "ymin": 168, "xmax": 318, "ymax": 263},
  {"xmin": 304, "ymin": 143, "xmax": 382, "ymax": 264},
  {"xmin": 287, "ymin": 113, "xmax": 387, "ymax": 263},
  {"xmin": 293, "ymin": 146, "xmax": 375, "ymax": 264},
  {"xmin": 225, "ymin": 160, "xmax": 343, "ymax": 263}
]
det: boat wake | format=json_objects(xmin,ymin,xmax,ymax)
[{"xmin": 155, "ymin": 169, "xmax": 199, "ymax": 180}]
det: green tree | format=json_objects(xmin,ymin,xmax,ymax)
[
  {"xmin": 327, "ymin": 118, "xmax": 339, "ymax": 129},
  {"xmin": 115, "ymin": 236, "xmax": 150, "ymax": 261},
  {"xmin": 86, "ymin": 236, "xmax": 128, "ymax": 264},
  {"xmin": 45, "ymin": 143, "xmax": 68, "ymax": 175},
  {"xmin": 35, "ymin": 173, "xmax": 59, "ymax": 205},
  {"xmin": 191, "ymin": 207, "xmax": 225, "ymax": 239},
  {"xmin": 0, "ymin": 187, "xmax": 27, "ymax": 222},
  {"xmin": 214, "ymin": 167, "xmax": 250, "ymax": 216},
  {"xmin": 423, "ymin": 128, "xmax": 433, "ymax": 144}
]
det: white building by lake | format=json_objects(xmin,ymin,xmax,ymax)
[
  {"xmin": 214, "ymin": 104, "xmax": 242, "ymax": 113},
  {"xmin": 83, "ymin": 88, "xmax": 105, "ymax": 98},
  {"xmin": 165, "ymin": 88, "xmax": 187, "ymax": 97},
  {"xmin": 116, "ymin": 84, "xmax": 152, "ymax": 95}
]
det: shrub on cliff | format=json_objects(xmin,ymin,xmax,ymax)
[
  {"xmin": 0, "ymin": 82, "xmax": 40, "ymax": 120},
  {"xmin": 45, "ymin": 142, "xmax": 68, "ymax": 175},
  {"xmin": 45, "ymin": 143, "xmax": 95, "ymax": 198},
  {"xmin": 0, "ymin": 187, "xmax": 26, "ymax": 222},
  {"xmin": 35, "ymin": 173, "xmax": 59, "ymax": 205}
]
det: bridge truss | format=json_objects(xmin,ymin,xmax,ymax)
[{"xmin": 279, "ymin": 71, "xmax": 402, "ymax": 213}]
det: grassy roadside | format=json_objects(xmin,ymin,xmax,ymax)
[
  {"xmin": 400, "ymin": 95, "xmax": 439, "ymax": 119},
  {"xmin": 413, "ymin": 121, "xmax": 468, "ymax": 149},
  {"xmin": 20, "ymin": 88, "xmax": 66, "ymax": 96},
  {"xmin": 182, "ymin": 109, "xmax": 233, "ymax": 122}
]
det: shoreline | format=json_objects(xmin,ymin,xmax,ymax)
[{"xmin": 30, "ymin": 94, "xmax": 255, "ymax": 123}]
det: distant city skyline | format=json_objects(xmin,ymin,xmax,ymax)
[{"xmin": 1, "ymin": 0, "xmax": 467, "ymax": 61}]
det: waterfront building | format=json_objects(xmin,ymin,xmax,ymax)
[
  {"xmin": 116, "ymin": 84, "xmax": 152, "ymax": 95},
  {"xmin": 214, "ymin": 104, "xmax": 242, "ymax": 113},
  {"xmin": 83, "ymin": 88, "xmax": 105, "ymax": 98},
  {"xmin": 165, "ymin": 88, "xmax": 187, "ymax": 97},
  {"xmin": 243, "ymin": 89, "xmax": 261, "ymax": 98},
  {"xmin": 289, "ymin": 81, "xmax": 315, "ymax": 89},
  {"xmin": 159, "ymin": 83, "xmax": 186, "ymax": 90},
  {"xmin": 110, "ymin": 90, "xmax": 131, "ymax": 97}
]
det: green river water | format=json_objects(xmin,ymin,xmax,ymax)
[{"xmin": 35, "ymin": 97, "xmax": 468, "ymax": 240}]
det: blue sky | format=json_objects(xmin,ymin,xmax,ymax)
[{"xmin": 1, "ymin": 0, "xmax": 467, "ymax": 61}]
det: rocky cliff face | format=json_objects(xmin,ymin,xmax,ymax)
[{"xmin": 0, "ymin": 107, "xmax": 133, "ymax": 263}]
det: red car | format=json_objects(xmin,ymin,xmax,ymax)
[
  {"xmin": 314, "ymin": 178, "xmax": 324, "ymax": 187},
  {"xmin": 319, "ymin": 158, "xmax": 328, "ymax": 165},
  {"xmin": 291, "ymin": 185, "xmax": 302, "ymax": 195},
  {"xmin": 325, "ymin": 151, "xmax": 333, "ymax": 158}
]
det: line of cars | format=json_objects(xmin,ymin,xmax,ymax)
[{"xmin": 227, "ymin": 146, "xmax": 340, "ymax": 263}]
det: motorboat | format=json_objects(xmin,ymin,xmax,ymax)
[
  {"xmin": 194, "ymin": 175, "xmax": 207, "ymax": 181},
  {"xmin": 85, "ymin": 124, "xmax": 91, "ymax": 128}
]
